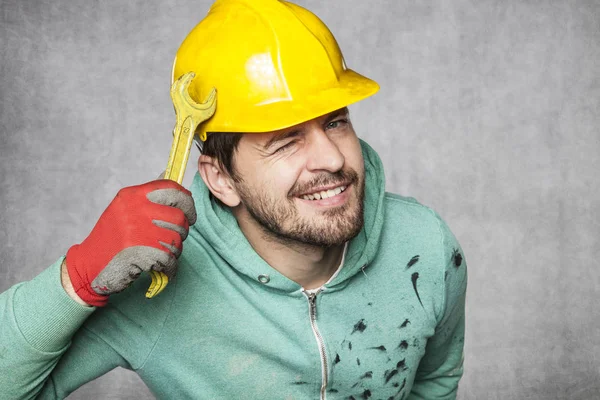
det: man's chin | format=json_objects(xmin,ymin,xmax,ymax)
[{"xmin": 292, "ymin": 211, "xmax": 364, "ymax": 247}]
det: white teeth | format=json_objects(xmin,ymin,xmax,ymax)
[{"xmin": 300, "ymin": 185, "xmax": 348, "ymax": 201}]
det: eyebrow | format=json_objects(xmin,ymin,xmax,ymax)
[
  {"xmin": 324, "ymin": 107, "xmax": 349, "ymax": 124},
  {"xmin": 262, "ymin": 107, "xmax": 350, "ymax": 150},
  {"xmin": 263, "ymin": 129, "xmax": 301, "ymax": 151}
]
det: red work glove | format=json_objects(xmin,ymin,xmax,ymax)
[{"xmin": 65, "ymin": 179, "xmax": 197, "ymax": 307}]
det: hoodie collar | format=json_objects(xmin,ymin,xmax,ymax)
[{"xmin": 189, "ymin": 139, "xmax": 386, "ymax": 293}]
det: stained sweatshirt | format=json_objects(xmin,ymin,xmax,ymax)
[{"xmin": 0, "ymin": 140, "xmax": 467, "ymax": 400}]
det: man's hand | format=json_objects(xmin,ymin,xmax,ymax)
[{"xmin": 64, "ymin": 180, "xmax": 197, "ymax": 307}]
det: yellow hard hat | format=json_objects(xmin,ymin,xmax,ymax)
[{"xmin": 172, "ymin": 0, "xmax": 380, "ymax": 141}]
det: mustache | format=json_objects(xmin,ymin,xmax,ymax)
[{"xmin": 290, "ymin": 169, "xmax": 359, "ymax": 197}]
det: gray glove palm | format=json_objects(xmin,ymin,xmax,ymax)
[{"xmin": 64, "ymin": 179, "xmax": 196, "ymax": 307}]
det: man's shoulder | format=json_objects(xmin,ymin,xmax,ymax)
[
  {"xmin": 383, "ymin": 192, "xmax": 421, "ymax": 206},
  {"xmin": 380, "ymin": 192, "xmax": 449, "ymax": 248},
  {"xmin": 383, "ymin": 192, "xmax": 439, "ymax": 224},
  {"xmin": 379, "ymin": 192, "xmax": 464, "ymax": 272}
]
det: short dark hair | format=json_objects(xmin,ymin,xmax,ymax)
[{"xmin": 196, "ymin": 132, "xmax": 243, "ymax": 179}]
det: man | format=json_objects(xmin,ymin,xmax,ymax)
[{"xmin": 0, "ymin": 0, "xmax": 467, "ymax": 399}]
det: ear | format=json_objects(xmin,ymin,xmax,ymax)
[{"xmin": 198, "ymin": 155, "xmax": 241, "ymax": 207}]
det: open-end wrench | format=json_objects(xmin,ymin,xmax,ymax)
[{"xmin": 146, "ymin": 72, "xmax": 216, "ymax": 298}]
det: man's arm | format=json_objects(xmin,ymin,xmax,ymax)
[
  {"xmin": 409, "ymin": 215, "xmax": 468, "ymax": 400},
  {"xmin": 0, "ymin": 258, "xmax": 99, "ymax": 399},
  {"xmin": 0, "ymin": 179, "xmax": 196, "ymax": 399}
]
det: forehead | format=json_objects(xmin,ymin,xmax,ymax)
[{"xmin": 238, "ymin": 107, "xmax": 350, "ymax": 148}]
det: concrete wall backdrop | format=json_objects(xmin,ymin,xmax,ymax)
[{"xmin": 1, "ymin": 0, "xmax": 599, "ymax": 399}]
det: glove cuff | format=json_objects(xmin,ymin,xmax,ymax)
[{"xmin": 66, "ymin": 245, "xmax": 110, "ymax": 307}]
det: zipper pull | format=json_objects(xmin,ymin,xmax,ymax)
[{"xmin": 308, "ymin": 292, "xmax": 318, "ymax": 320}]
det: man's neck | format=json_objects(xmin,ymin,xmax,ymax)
[{"xmin": 235, "ymin": 213, "xmax": 345, "ymax": 290}]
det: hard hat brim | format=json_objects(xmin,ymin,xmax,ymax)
[{"xmin": 203, "ymin": 69, "xmax": 380, "ymax": 135}]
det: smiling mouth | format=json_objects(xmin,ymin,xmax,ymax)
[{"xmin": 300, "ymin": 185, "xmax": 348, "ymax": 201}]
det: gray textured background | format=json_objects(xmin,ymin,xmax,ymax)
[{"xmin": 1, "ymin": 0, "xmax": 599, "ymax": 399}]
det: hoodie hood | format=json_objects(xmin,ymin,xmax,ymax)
[{"xmin": 188, "ymin": 139, "xmax": 386, "ymax": 293}]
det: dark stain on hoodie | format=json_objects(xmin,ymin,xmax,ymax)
[
  {"xmin": 396, "ymin": 359, "xmax": 408, "ymax": 371},
  {"xmin": 384, "ymin": 368, "xmax": 399, "ymax": 384},
  {"xmin": 411, "ymin": 272, "xmax": 424, "ymax": 307},
  {"xmin": 406, "ymin": 255, "xmax": 420, "ymax": 269},
  {"xmin": 398, "ymin": 378, "xmax": 407, "ymax": 394},
  {"xmin": 383, "ymin": 359, "xmax": 409, "ymax": 385},
  {"xmin": 352, "ymin": 319, "xmax": 367, "ymax": 334},
  {"xmin": 388, "ymin": 378, "xmax": 407, "ymax": 400},
  {"xmin": 360, "ymin": 371, "xmax": 373, "ymax": 379},
  {"xmin": 452, "ymin": 248, "xmax": 463, "ymax": 267}
]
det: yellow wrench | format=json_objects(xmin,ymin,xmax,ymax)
[{"xmin": 146, "ymin": 72, "xmax": 216, "ymax": 298}]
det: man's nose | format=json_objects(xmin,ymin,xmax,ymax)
[{"xmin": 305, "ymin": 129, "xmax": 345, "ymax": 173}]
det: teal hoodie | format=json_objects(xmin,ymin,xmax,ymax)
[{"xmin": 0, "ymin": 140, "xmax": 467, "ymax": 399}]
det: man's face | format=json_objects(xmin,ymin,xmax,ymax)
[{"xmin": 230, "ymin": 108, "xmax": 365, "ymax": 247}]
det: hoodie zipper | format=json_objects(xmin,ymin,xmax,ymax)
[{"xmin": 303, "ymin": 290, "xmax": 328, "ymax": 400}]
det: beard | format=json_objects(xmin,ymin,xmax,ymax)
[{"xmin": 234, "ymin": 168, "xmax": 365, "ymax": 247}]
